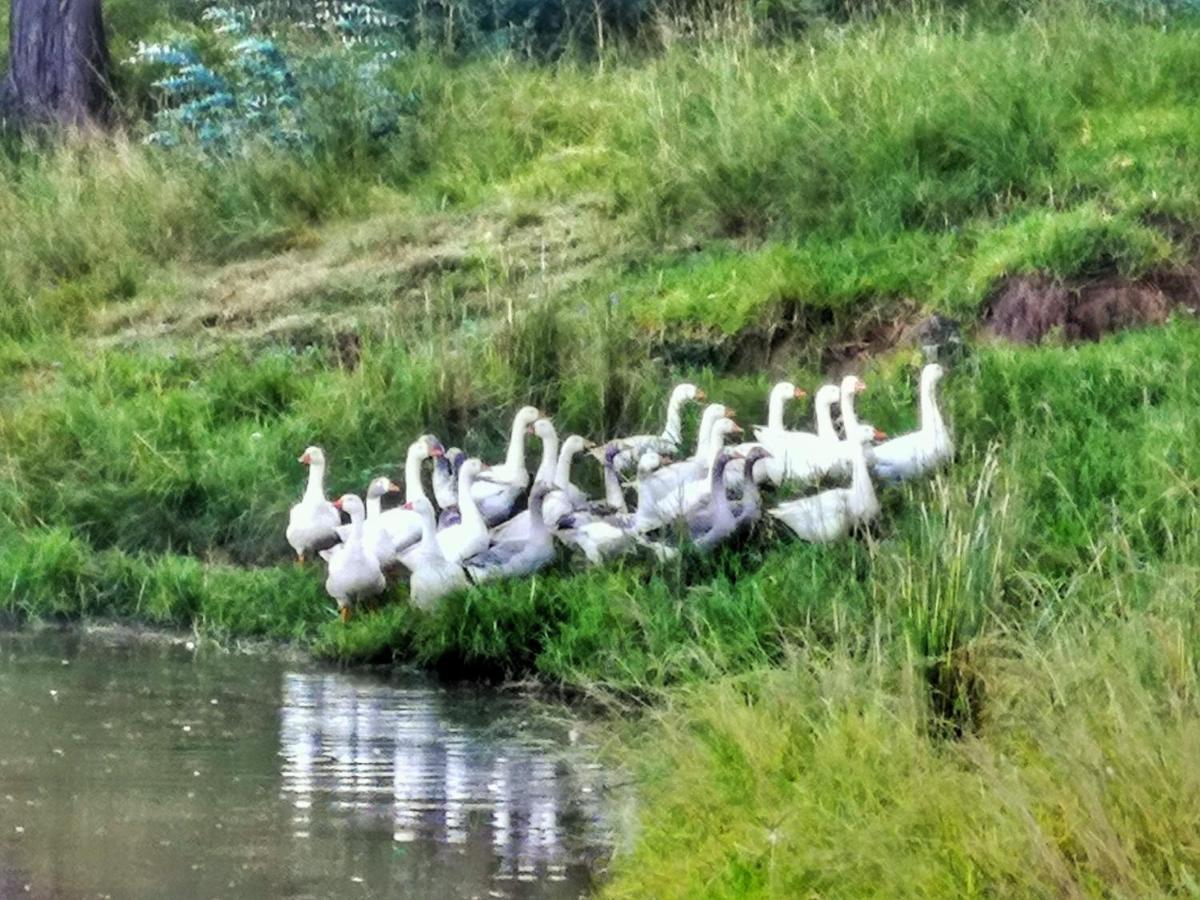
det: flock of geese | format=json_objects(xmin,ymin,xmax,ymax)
[{"xmin": 286, "ymin": 363, "xmax": 952, "ymax": 620}]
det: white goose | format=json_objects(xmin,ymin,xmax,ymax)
[
  {"xmin": 465, "ymin": 483, "xmax": 558, "ymax": 583},
  {"xmin": 337, "ymin": 435, "xmax": 443, "ymax": 557},
  {"xmin": 489, "ymin": 418, "xmax": 562, "ymax": 540},
  {"xmin": 752, "ymin": 380, "xmax": 858, "ymax": 484},
  {"xmin": 402, "ymin": 458, "xmax": 490, "ymax": 566},
  {"xmin": 286, "ymin": 446, "xmax": 343, "ymax": 563},
  {"xmin": 356, "ymin": 476, "xmax": 404, "ymax": 566},
  {"xmin": 870, "ymin": 363, "xmax": 952, "ymax": 482},
  {"xmin": 767, "ymin": 423, "xmax": 885, "ymax": 543},
  {"xmin": 640, "ymin": 403, "xmax": 734, "ymax": 504},
  {"xmin": 561, "ymin": 453, "xmax": 676, "ymax": 564},
  {"xmin": 472, "ymin": 405, "xmax": 541, "ymax": 525},
  {"xmin": 726, "ymin": 381, "xmax": 806, "ymax": 489},
  {"xmin": 659, "ymin": 417, "xmax": 745, "ymax": 522},
  {"xmin": 402, "ymin": 497, "xmax": 470, "ymax": 610},
  {"xmin": 323, "ymin": 494, "xmax": 386, "ymax": 623},
  {"xmin": 609, "ymin": 383, "xmax": 705, "ymax": 471}
]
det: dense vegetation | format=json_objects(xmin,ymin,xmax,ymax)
[{"xmin": 4, "ymin": 0, "xmax": 1200, "ymax": 894}]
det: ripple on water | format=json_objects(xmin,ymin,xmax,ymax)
[{"xmin": 0, "ymin": 630, "xmax": 620, "ymax": 900}]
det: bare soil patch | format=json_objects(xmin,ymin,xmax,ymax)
[{"xmin": 985, "ymin": 261, "xmax": 1200, "ymax": 344}]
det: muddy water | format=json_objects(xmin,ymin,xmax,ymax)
[{"xmin": 0, "ymin": 630, "xmax": 621, "ymax": 900}]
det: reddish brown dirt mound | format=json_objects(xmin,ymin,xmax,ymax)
[{"xmin": 986, "ymin": 264, "xmax": 1200, "ymax": 344}]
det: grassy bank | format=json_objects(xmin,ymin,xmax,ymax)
[{"xmin": 4, "ymin": 2, "xmax": 1200, "ymax": 895}]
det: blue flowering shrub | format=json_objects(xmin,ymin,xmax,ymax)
[{"xmin": 131, "ymin": 3, "xmax": 411, "ymax": 154}]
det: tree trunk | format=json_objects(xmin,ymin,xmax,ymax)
[{"xmin": 2, "ymin": 0, "xmax": 110, "ymax": 129}]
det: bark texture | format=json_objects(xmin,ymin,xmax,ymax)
[{"xmin": 2, "ymin": 0, "xmax": 111, "ymax": 128}]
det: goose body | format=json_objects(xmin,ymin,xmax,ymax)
[
  {"xmin": 402, "ymin": 498, "xmax": 470, "ymax": 610},
  {"xmin": 727, "ymin": 382, "xmax": 806, "ymax": 489},
  {"xmin": 660, "ymin": 418, "xmax": 744, "ymax": 521},
  {"xmin": 752, "ymin": 381, "xmax": 858, "ymax": 484},
  {"xmin": 466, "ymin": 483, "xmax": 557, "ymax": 582},
  {"xmin": 471, "ymin": 406, "xmax": 540, "ymax": 525},
  {"xmin": 870, "ymin": 364, "xmax": 952, "ymax": 482},
  {"xmin": 491, "ymin": 419, "xmax": 566, "ymax": 540},
  {"xmin": 640, "ymin": 403, "xmax": 734, "ymax": 504},
  {"xmin": 339, "ymin": 435, "xmax": 444, "ymax": 557},
  {"xmin": 609, "ymin": 383, "xmax": 705, "ymax": 471},
  {"xmin": 689, "ymin": 447, "xmax": 772, "ymax": 540},
  {"xmin": 286, "ymin": 446, "xmax": 343, "ymax": 562},
  {"xmin": 688, "ymin": 452, "xmax": 738, "ymax": 551},
  {"xmin": 323, "ymin": 494, "xmax": 386, "ymax": 622},
  {"xmin": 403, "ymin": 458, "xmax": 490, "ymax": 566},
  {"xmin": 768, "ymin": 425, "xmax": 884, "ymax": 543},
  {"xmin": 353, "ymin": 477, "xmax": 405, "ymax": 566}
]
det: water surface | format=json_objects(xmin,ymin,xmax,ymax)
[{"xmin": 0, "ymin": 629, "xmax": 618, "ymax": 899}]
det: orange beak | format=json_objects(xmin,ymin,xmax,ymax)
[
  {"xmin": 387, "ymin": 481, "xmax": 402, "ymax": 492},
  {"xmin": 403, "ymin": 501, "xmax": 414, "ymax": 510},
  {"xmin": 730, "ymin": 423, "xmax": 744, "ymax": 435},
  {"xmin": 874, "ymin": 429, "xmax": 887, "ymax": 441},
  {"xmin": 429, "ymin": 446, "xmax": 445, "ymax": 458},
  {"xmin": 855, "ymin": 379, "xmax": 867, "ymax": 393},
  {"xmin": 332, "ymin": 497, "xmax": 344, "ymax": 510},
  {"xmin": 724, "ymin": 406, "xmax": 736, "ymax": 418},
  {"xmin": 794, "ymin": 387, "xmax": 807, "ymax": 399},
  {"xmin": 695, "ymin": 388, "xmax": 707, "ymax": 401},
  {"xmin": 298, "ymin": 453, "xmax": 311, "ymax": 465},
  {"xmin": 339, "ymin": 607, "xmax": 351, "ymax": 624}
]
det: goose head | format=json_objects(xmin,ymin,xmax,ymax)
[
  {"xmin": 849, "ymin": 424, "xmax": 886, "ymax": 445},
  {"xmin": 366, "ymin": 477, "xmax": 401, "ymax": 500},
  {"xmin": 840, "ymin": 374, "xmax": 867, "ymax": 396},
  {"xmin": 637, "ymin": 451, "xmax": 665, "ymax": 476},
  {"xmin": 458, "ymin": 458, "xmax": 485, "ymax": 481},
  {"xmin": 298, "ymin": 446, "xmax": 326, "ymax": 466},
  {"xmin": 815, "ymin": 384, "xmax": 840, "ymax": 407},
  {"xmin": 561, "ymin": 434, "xmax": 594, "ymax": 457},
  {"xmin": 332, "ymin": 494, "xmax": 366, "ymax": 522},
  {"xmin": 673, "ymin": 383, "xmax": 706, "ymax": 404},
  {"xmin": 531, "ymin": 417, "xmax": 557, "ymax": 441},
  {"xmin": 774, "ymin": 381, "xmax": 806, "ymax": 400},
  {"xmin": 514, "ymin": 405, "xmax": 541, "ymax": 433},
  {"xmin": 743, "ymin": 445, "xmax": 772, "ymax": 471},
  {"xmin": 711, "ymin": 417, "xmax": 744, "ymax": 442},
  {"xmin": 418, "ymin": 434, "xmax": 445, "ymax": 458}
]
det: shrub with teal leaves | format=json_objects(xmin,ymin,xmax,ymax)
[{"xmin": 131, "ymin": 2, "xmax": 407, "ymax": 153}]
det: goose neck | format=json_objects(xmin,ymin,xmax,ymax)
[
  {"xmin": 920, "ymin": 374, "xmax": 945, "ymax": 434},
  {"xmin": 554, "ymin": 446, "xmax": 575, "ymax": 490},
  {"xmin": 456, "ymin": 468, "xmax": 486, "ymax": 532},
  {"xmin": 504, "ymin": 417, "xmax": 529, "ymax": 473},
  {"xmin": 841, "ymin": 386, "xmax": 860, "ymax": 433},
  {"xmin": 404, "ymin": 444, "xmax": 430, "ymax": 505},
  {"xmin": 662, "ymin": 391, "xmax": 686, "ymax": 444},
  {"xmin": 304, "ymin": 460, "xmax": 326, "ymax": 501},
  {"xmin": 815, "ymin": 394, "xmax": 836, "ymax": 441},
  {"xmin": 767, "ymin": 386, "xmax": 789, "ymax": 431},
  {"xmin": 534, "ymin": 431, "xmax": 559, "ymax": 486},
  {"xmin": 603, "ymin": 463, "xmax": 628, "ymax": 512}
]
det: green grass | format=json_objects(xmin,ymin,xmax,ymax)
[{"xmin": 5, "ymin": 2, "xmax": 1200, "ymax": 895}]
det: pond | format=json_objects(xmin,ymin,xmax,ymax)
[{"xmin": 0, "ymin": 629, "xmax": 623, "ymax": 900}]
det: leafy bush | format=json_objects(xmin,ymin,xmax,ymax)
[{"xmin": 131, "ymin": 3, "xmax": 410, "ymax": 153}]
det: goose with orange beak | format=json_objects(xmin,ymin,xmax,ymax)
[
  {"xmin": 323, "ymin": 494, "xmax": 386, "ymax": 623},
  {"xmin": 286, "ymin": 446, "xmax": 342, "ymax": 564},
  {"xmin": 605, "ymin": 383, "xmax": 706, "ymax": 471}
]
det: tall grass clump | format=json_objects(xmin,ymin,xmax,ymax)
[{"xmin": 605, "ymin": 608, "xmax": 1200, "ymax": 898}]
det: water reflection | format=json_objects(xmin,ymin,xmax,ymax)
[
  {"xmin": 278, "ymin": 673, "xmax": 608, "ymax": 891},
  {"xmin": 0, "ymin": 631, "xmax": 615, "ymax": 900}
]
